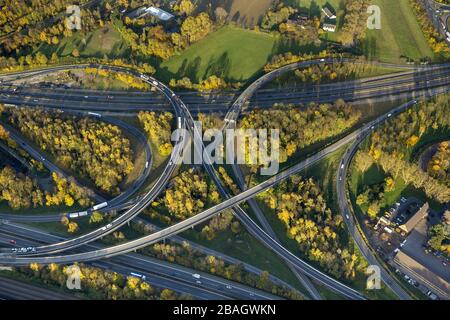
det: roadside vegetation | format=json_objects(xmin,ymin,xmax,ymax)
[
  {"xmin": 125, "ymin": 167, "xmax": 309, "ymax": 296},
  {"xmin": 239, "ymin": 100, "xmax": 361, "ymax": 169},
  {"xmin": 427, "ymin": 141, "xmax": 450, "ymax": 187},
  {"xmin": 351, "ymin": 93, "xmax": 450, "ymax": 220},
  {"xmin": 144, "ymin": 168, "xmax": 241, "ymax": 241},
  {"xmin": 427, "ymin": 223, "xmax": 450, "ymax": 259},
  {"xmin": 138, "ymin": 111, "xmax": 174, "ymax": 157},
  {"xmin": 5, "ymin": 264, "xmax": 189, "ymax": 300},
  {"xmin": 133, "ymin": 237, "xmax": 303, "ymax": 300},
  {"xmin": 257, "ymin": 175, "xmax": 364, "ymax": 279},
  {"xmin": 4, "ymin": 107, "xmax": 134, "ymax": 195},
  {"xmin": 0, "ymin": 168, "xmax": 92, "ymax": 211}
]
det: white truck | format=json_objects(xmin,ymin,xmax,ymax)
[
  {"xmin": 68, "ymin": 212, "xmax": 80, "ymax": 219},
  {"xmin": 93, "ymin": 202, "xmax": 108, "ymax": 211},
  {"xmin": 78, "ymin": 211, "xmax": 88, "ymax": 217},
  {"xmin": 130, "ymin": 272, "xmax": 147, "ymax": 281}
]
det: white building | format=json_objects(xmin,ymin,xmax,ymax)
[
  {"xmin": 146, "ymin": 6, "xmax": 174, "ymax": 21},
  {"xmin": 322, "ymin": 23, "xmax": 336, "ymax": 32},
  {"xmin": 322, "ymin": 7, "xmax": 336, "ymax": 20}
]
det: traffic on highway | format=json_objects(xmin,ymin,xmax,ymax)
[{"xmin": 0, "ymin": 59, "xmax": 449, "ymax": 303}]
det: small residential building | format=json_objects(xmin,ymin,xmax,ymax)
[
  {"xmin": 289, "ymin": 12, "xmax": 310, "ymax": 24},
  {"xmin": 321, "ymin": 6, "xmax": 336, "ymax": 20},
  {"xmin": 322, "ymin": 23, "xmax": 336, "ymax": 32},
  {"xmin": 399, "ymin": 203, "xmax": 430, "ymax": 234}
]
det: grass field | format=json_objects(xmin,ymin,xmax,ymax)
[
  {"xmin": 156, "ymin": 26, "xmax": 277, "ymax": 83},
  {"xmin": 363, "ymin": 0, "xmax": 434, "ymax": 63},
  {"xmin": 40, "ymin": 22, "xmax": 130, "ymax": 59},
  {"xmin": 284, "ymin": 0, "xmax": 342, "ymax": 12},
  {"xmin": 197, "ymin": 0, "xmax": 274, "ymax": 27}
]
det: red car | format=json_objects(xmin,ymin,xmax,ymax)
[{"xmin": 9, "ymin": 240, "xmax": 16, "ymax": 245}]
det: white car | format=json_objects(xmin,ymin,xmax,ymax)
[
  {"xmin": 427, "ymin": 291, "xmax": 438, "ymax": 300},
  {"xmin": 192, "ymin": 274, "xmax": 201, "ymax": 279}
]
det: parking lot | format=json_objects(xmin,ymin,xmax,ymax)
[{"xmin": 402, "ymin": 219, "xmax": 450, "ymax": 283}]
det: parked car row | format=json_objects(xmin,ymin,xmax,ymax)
[{"xmin": 394, "ymin": 269, "xmax": 439, "ymax": 300}]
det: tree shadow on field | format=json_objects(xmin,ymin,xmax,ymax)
[
  {"xmin": 309, "ymin": 0, "xmax": 321, "ymax": 18},
  {"xmin": 270, "ymin": 36, "xmax": 326, "ymax": 57},
  {"xmin": 171, "ymin": 57, "xmax": 203, "ymax": 81},
  {"xmin": 155, "ymin": 57, "xmax": 202, "ymax": 83},
  {"xmin": 362, "ymin": 36, "xmax": 379, "ymax": 61},
  {"xmin": 203, "ymin": 52, "xmax": 232, "ymax": 80}
]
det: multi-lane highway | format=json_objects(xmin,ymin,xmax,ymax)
[
  {"xmin": 0, "ymin": 277, "xmax": 78, "ymax": 300},
  {"xmin": 0, "ymin": 222, "xmax": 283, "ymax": 300},
  {"xmin": 2, "ymin": 65, "xmax": 450, "ymax": 115}
]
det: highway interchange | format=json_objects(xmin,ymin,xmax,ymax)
[
  {"xmin": 0, "ymin": 59, "xmax": 449, "ymax": 300},
  {"xmin": 423, "ymin": 0, "xmax": 450, "ymax": 45}
]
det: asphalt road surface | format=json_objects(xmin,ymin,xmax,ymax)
[{"xmin": 1, "ymin": 61, "xmax": 449, "ymax": 300}]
